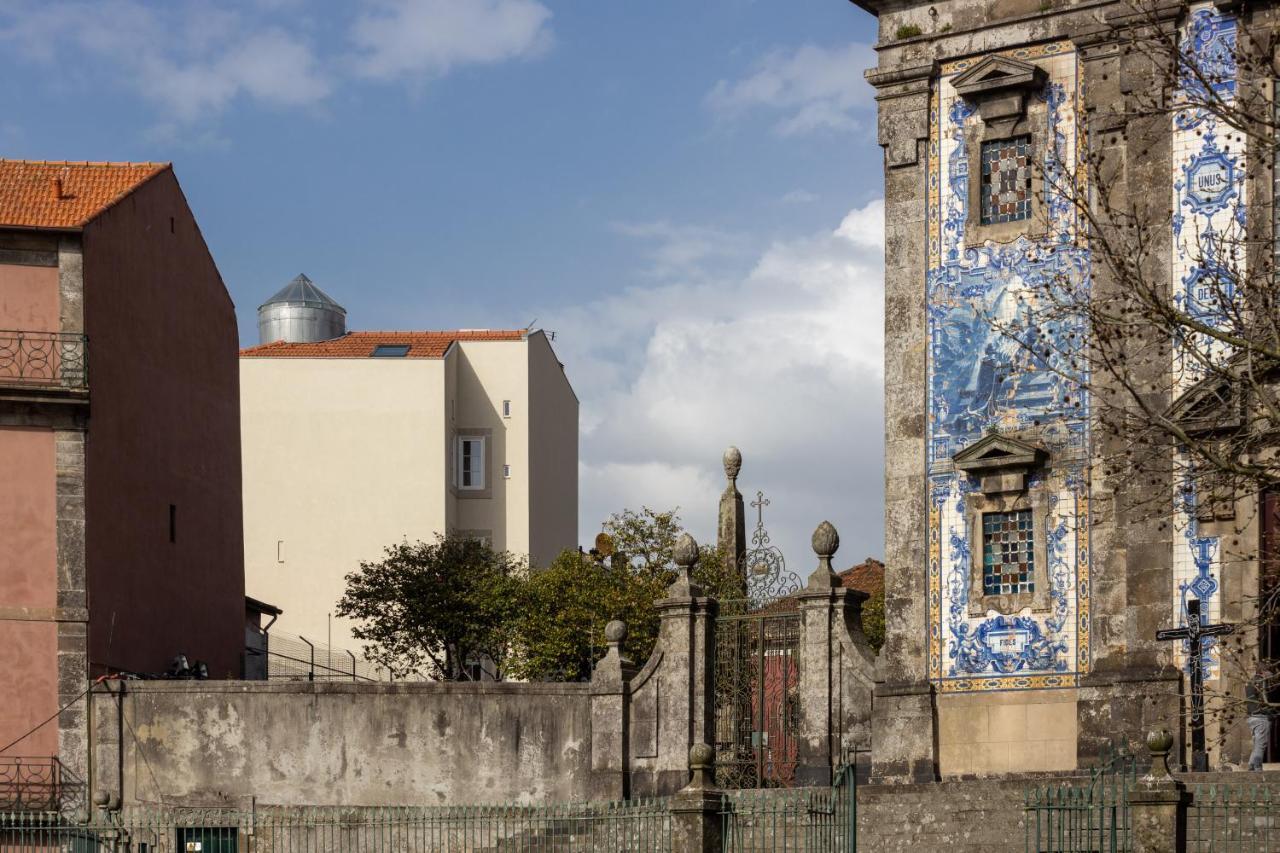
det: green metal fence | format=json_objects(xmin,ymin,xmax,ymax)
[
  {"xmin": 0, "ymin": 800, "xmax": 673, "ymax": 852},
  {"xmin": 720, "ymin": 765, "xmax": 856, "ymax": 852},
  {"xmin": 1024, "ymin": 745, "xmax": 1138, "ymax": 853},
  {"xmin": 1187, "ymin": 783, "xmax": 1280, "ymax": 852}
]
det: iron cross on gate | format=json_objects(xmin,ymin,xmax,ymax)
[{"xmin": 1155, "ymin": 598, "xmax": 1234, "ymax": 772}]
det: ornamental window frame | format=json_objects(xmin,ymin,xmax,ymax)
[
  {"xmin": 953, "ymin": 432, "xmax": 1052, "ymax": 617},
  {"xmin": 952, "ymin": 55, "xmax": 1051, "ymax": 247}
]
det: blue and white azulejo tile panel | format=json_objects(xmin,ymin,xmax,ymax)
[
  {"xmin": 1170, "ymin": 4, "xmax": 1243, "ymax": 675},
  {"xmin": 926, "ymin": 44, "xmax": 1091, "ymax": 693}
]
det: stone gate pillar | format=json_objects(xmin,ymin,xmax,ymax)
[
  {"xmin": 796, "ymin": 521, "xmax": 877, "ymax": 786},
  {"xmin": 628, "ymin": 533, "xmax": 718, "ymax": 796}
]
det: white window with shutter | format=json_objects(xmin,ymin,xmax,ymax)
[{"xmin": 457, "ymin": 436, "xmax": 485, "ymax": 490}]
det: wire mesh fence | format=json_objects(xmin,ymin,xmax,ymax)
[
  {"xmin": 258, "ymin": 632, "xmax": 388, "ymax": 682},
  {"xmin": 1187, "ymin": 783, "xmax": 1280, "ymax": 853},
  {"xmin": 0, "ymin": 801, "xmax": 674, "ymax": 852}
]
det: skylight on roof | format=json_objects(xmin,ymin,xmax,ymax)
[{"xmin": 371, "ymin": 344, "xmax": 411, "ymax": 357}]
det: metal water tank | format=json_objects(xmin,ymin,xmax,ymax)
[{"xmin": 257, "ymin": 274, "xmax": 347, "ymax": 344}]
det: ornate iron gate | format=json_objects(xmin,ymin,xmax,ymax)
[
  {"xmin": 713, "ymin": 490, "xmax": 805, "ymax": 789},
  {"xmin": 714, "ymin": 603, "xmax": 801, "ymax": 789}
]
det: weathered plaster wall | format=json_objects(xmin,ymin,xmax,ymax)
[
  {"xmin": 93, "ymin": 681, "xmax": 601, "ymax": 807},
  {"xmin": 0, "ymin": 259, "xmax": 58, "ymax": 330},
  {"xmin": 0, "ymin": 426, "xmax": 58, "ymax": 757}
]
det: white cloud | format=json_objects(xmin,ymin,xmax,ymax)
[
  {"xmin": 707, "ymin": 42, "xmax": 876, "ymax": 137},
  {"xmin": 351, "ymin": 0, "xmax": 552, "ymax": 81},
  {"xmin": 610, "ymin": 221, "xmax": 749, "ymax": 281},
  {"xmin": 0, "ymin": 1, "xmax": 329, "ymax": 121},
  {"xmin": 780, "ymin": 189, "xmax": 819, "ymax": 205},
  {"xmin": 544, "ymin": 200, "xmax": 886, "ymax": 570},
  {"xmin": 0, "ymin": 0, "xmax": 556, "ymax": 129}
]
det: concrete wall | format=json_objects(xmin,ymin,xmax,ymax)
[
  {"xmin": 0, "ymin": 426, "xmax": 58, "ymax": 757},
  {"xmin": 526, "ymin": 331, "xmax": 578, "ymax": 569},
  {"xmin": 82, "ymin": 169, "xmax": 244, "ymax": 680},
  {"xmin": 240, "ymin": 357, "xmax": 449, "ymax": 653},
  {"xmin": 93, "ymin": 680, "xmax": 601, "ymax": 807}
]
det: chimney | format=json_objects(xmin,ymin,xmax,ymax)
[{"xmin": 50, "ymin": 176, "xmax": 65, "ymax": 201}]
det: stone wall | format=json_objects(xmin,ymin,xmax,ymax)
[
  {"xmin": 92, "ymin": 680, "xmax": 603, "ymax": 807},
  {"xmin": 856, "ymin": 778, "xmax": 1032, "ymax": 853}
]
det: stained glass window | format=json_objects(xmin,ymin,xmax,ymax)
[
  {"xmin": 980, "ymin": 136, "xmax": 1033, "ymax": 225},
  {"xmin": 982, "ymin": 509, "xmax": 1035, "ymax": 595}
]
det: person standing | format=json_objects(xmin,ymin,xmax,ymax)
[{"xmin": 1246, "ymin": 666, "xmax": 1273, "ymax": 771}]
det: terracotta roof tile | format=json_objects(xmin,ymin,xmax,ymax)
[
  {"xmin": 0, "ymin": 160, "xmax": 171, "ymax": 230},
  {"xmin": 838, "ymin": 558, "xmax": 885, "ymax": 597},
  {"xmin": 240, "ymin": 330, "xmax": 528, "ymax": 359}
]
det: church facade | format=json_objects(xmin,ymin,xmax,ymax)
[{"xmin": 854, "ymin": 0, "xmax": 1272, "ymax": 778}]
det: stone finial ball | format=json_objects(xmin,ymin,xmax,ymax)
[
  {"xmin": 1146, "ymin": 729, "xmax": 1173, "ymax": 755},
  {"xmin": 811, "ymin": 520, "xmax": 840, "ymax": 558},
  {"xmin": 605, "ymin": 620, "xmax": 628, "ymax": 644},
  {"xmin": 723, "ymin": 446, "xmax": 742, "ymax": 480},
  {"xmin": 689, "ymin": 742, "xmax": 715, "ymax": 769},
  {"xmin": 673, "ymin": 532, "xmax": 699, "ymax": 567},
  {"xmin": 92, "ymin": 791, "xmax": 109, "ymax": 807}
]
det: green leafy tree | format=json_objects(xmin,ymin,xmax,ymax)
[
  {"xmin": 508, "ymin": 548, "xmax": 667, "ymax": 681},
  {"xmin": 336, "ymin": 533, "xmax": 524, "ymax": 680},
  {"xmin": 602, "ymin": 506, "xmax": 742, "ymax": 599},
  {"xmin": 509, "ymin": 507, "xmax": 742, "ymax": 681},
  {"xmin": 860, "ymin": 587, "xmax": 885, "ymax": 654}
]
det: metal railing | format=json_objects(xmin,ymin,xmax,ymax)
[
  {"xmin": 721, "ymin": 766, "xmax": 856, "ymax": 852},
  {"xmin": 257, "ymin": 631, "xmax": 387, "ymax": 682},
  {"xmin": 0, "ymin": 800, "xmax": 673, "ymax": 851},
  {"xmin": 1188, "ymin": 782, "xmax": 1280, "ymax": 852},
  {"xmin": 1025, "ymin": 744, "xmax": 1137, "ymax": 852},
  {"xmin": 0, "ymin": 757, "xmax": 85, "ymax": 816},
  {"xmin": 0, "ymin": 331, "xmax": 87, "ymax": 389}
]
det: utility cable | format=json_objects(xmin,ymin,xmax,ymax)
[{"xmin": 0, "ymin": 681, "xmax": 98, "ymax": 754}]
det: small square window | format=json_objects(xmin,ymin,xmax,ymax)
[
  {"xmin": 371, "ymin": 344, "xmax": 411, "ymax": 357},
  {"xmin": 503, "ymin": 464, "xmax": 511, "ymax": 479},
  {"xmin": 502, "ymin": 400, "xmax": 512, "ymax": 417},
  {"xmin": 981, "ymin": 509, "xmax": 1034, "ymax": 595},
  {"xmin": 979, "ymin": 136, "xmax": 1033, "ymax": 225}
]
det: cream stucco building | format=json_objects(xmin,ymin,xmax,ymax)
[{"xmin": 239, "ymin": 324, "xmax": 578, "ymax": 659}]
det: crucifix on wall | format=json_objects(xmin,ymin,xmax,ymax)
[{"xmin": 1156, "ymin": 598, "xmax": 1234, "ymax": 772}]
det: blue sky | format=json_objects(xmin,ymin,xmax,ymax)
[{"xmin": 1, "ymin": 0, "xmax": 886, "ymax": 570}]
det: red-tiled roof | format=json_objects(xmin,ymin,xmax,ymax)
[
  {"xmin": 839, "ymin": 558, "xmax": 885, "ymax": 597},
  {"xmin": 240, "ymin": 330, "xmax": 528, "ymax": 359},
  {"xmin": 0, "ymin": 160, "xmax": 170, "ymax": 230}
]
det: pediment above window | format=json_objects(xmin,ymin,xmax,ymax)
[
  {"xmin": 953, "ymin": 432, "xmax": 1047, "ymax": 494},
  {"xmin": 952, "ymin": 55, "xmax": 1047, "ymax": 137},
  {"xmin": 952, "ymin": 56, "xmax": 1047, "ymax": 100}
]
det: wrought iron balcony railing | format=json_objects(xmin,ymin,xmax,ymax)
[
  {"xmin": 0, "ymin": 757, "xmax": 85, "ymax": 814},
  {"xmin": 0, "ymin": 330, "xmax": 87, "ymax": 390}
]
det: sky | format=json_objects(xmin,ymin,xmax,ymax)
[{"xmin": 0, "ymin": 0, "xmax": 887, "ymax": 572}]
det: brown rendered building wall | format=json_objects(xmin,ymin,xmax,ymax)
[{"xmin": 81, "ymin": 170, "xmax": 244, "ymax": 678}]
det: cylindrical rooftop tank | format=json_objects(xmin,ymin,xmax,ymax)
[{"xmin": 257, "ymin": 273, "xmax": 347, "ymax": 344}]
